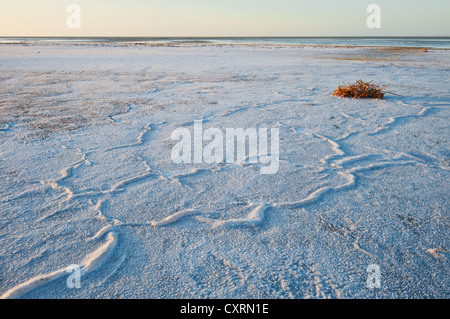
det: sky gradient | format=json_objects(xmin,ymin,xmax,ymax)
[{"xmin": 1, "ymin": 0, "xmax": 449, "ymax": 37}]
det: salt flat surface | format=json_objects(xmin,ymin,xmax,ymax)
[{"xmin": 0, "ymin": 44, "xmax": 449, "ymax": 298}]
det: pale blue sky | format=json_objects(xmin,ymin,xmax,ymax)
[{"xmin": 0, "ymin": 0, "xmax": 449, "ymax": 36}]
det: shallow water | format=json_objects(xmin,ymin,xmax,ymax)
[{"xmin": 1, "ymin": 37, "xmax": 450, "ymax": 49}]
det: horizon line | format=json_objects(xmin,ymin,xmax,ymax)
[{"xmin": 1, "ymin": 36, "xmax": 450, "ymax": 39}]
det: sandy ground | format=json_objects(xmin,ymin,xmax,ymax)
[{"xmin": 0, "ymin": 43, "xmax": 449, "ymax": 298}]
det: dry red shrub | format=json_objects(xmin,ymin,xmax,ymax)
[{"xmin": 333, "ymin": 80, "xmax": 387, "ymax": 99}]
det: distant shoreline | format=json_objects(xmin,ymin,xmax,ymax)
[
  {"xmin": 0, "ymin": 42, "xmax": 449, "ymax": 51},
  {"xmin": 1, "ymin": 36, "xmax": 450, "ymax": 49}
]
